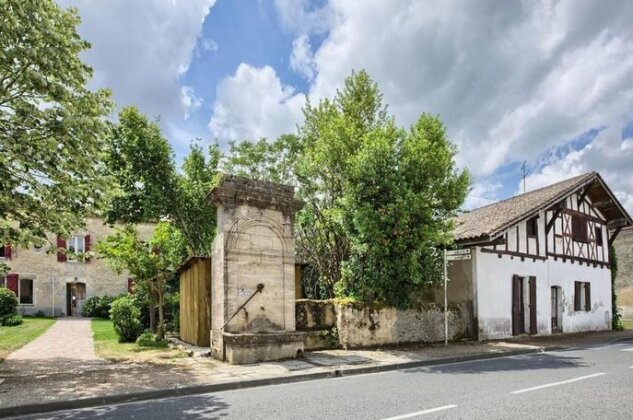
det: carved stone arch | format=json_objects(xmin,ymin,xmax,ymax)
[{"xmin": 225, "ymin": 216, "xmax": 290, "ymax": 254}]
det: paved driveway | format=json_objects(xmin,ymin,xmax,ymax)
[{"xmin": 1, "ymin": 318, "xmax": 105, "ymax": 377}]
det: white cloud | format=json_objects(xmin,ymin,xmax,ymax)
[
  {"xmin": 524, "ymin": 125, "xmax": 633, "ymax": 215},
  {"xmin": 273, "ymin": 0, "xmax": 334, "ymax": 35},
  {"xmin": 299, "ymin": 0, "xmax": 633, "ymax": 179},
  {"xmin": 58, "ymin": 0, "xmax": 215, "ymax": 130},
  {"xmin": 208, "ymin": 64, "xmax": 305, "ymax": 141},
  {"xmin": 180, "ymin": 86, "xmax": 203, "ymax": 121},
  {"xmin": 290, "ymin": 35, "xmax": 316, "ymax": 81},
  {"xmin": 465, "ymin": 181, "xmax": 502, "ymax": 211}
]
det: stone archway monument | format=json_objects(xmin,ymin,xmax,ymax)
[{"xmin": 208, "ymin": 175, "xmax": 305, "ymax": 364}]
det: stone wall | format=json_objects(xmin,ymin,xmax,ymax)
[{"xmin": 296, "ymin": 300, "xmax": 471, "ymax": 350}]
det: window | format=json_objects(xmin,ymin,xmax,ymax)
[
  {"xmin": 0, "ymin": 246, "xmax": 4, "ymax": 258},
  {"xmin": 67, "ymin": 235, "xmax": 85, "ymax": 260},
  {"xmin": 19, "ymin": 278, "xmax": 34, "ymax": 305},
  {"xmin": 571, "ymin": 215, "xmax": 588, "ymax": 243},
  {"xmin": 527, "ymin": 217, "xmax": 538, "ymax": 237},
  {"xmin": 574, "ymin": 281, "xmax": 591, "ymax": 312},
  {"xmin": 595, "ymin": 226, "xmax": 603, "ymax": 246}
]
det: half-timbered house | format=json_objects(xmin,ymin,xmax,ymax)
[{"xmin": 447, "ymin": 172, "xmax": 632, "ymax": 340}]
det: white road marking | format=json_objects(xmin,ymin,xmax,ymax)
[
  {"xmin": 511, "ymin": 373, "xmax": 606, "ymax": 394},
  {"xmin": 380, "ymin": 405, "xmax": 458, "ymax": 419},
  {"xmin": 620, "ymin": 347, "xmax": 633, "ymax": 352}
]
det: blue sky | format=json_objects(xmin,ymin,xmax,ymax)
[{"xmin": 62, "ymin": 0, "xmax": 633, "ymax": 213}]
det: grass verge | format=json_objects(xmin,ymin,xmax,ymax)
[
  {"xmin": 0, "ymin": 317, "xmax": 56, "ymax": 362},
  {"xmin": 91, "ymin": 319, "xmax": 187, "ymax": 364}
]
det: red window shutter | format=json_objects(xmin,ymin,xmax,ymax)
[
  {"xmin": 127, "ymin": 278, "xmax": 135, "ymax": 294},
  {"xmin": 6, "ymin": 274, "xmax": 18, "ymax": 295},
  {"xmin": 84, "ymin": 234, "xmax": 91, "ymax": 262},
  {"xmin": 56, "ymin": 235, "xmax": 67, "ymax": 263},
  {"xmin": 4, "ymin": 244, "xmax": 11, "ymax": 261}
]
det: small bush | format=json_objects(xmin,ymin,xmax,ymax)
[
  {"xmin": 2, "ymin": 314, "xmax": 23, "ymax": 326},
  {"xmin": 136, "ymin": 331, "xmax": 168, "ymax": 348},
  {"xmin": 0, "ymin": 288, "xmax": 18, "ymax": 319},
  {"xmin": 83, "ymin": 295, "xmax": 117, "ymax": 318},
  {"xmin": 33, "ymin": 310, "xmax": 46, "ymax": 317},
  {"xmin": 110, "ymin": 296, "xmax": 142, "ymax": 343}
]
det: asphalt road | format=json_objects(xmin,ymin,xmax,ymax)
[{"xmin": 12, "ymin": 340, "xmax": 633, "ymax": 420}]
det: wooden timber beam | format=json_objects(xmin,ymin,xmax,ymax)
[
  {"xmin": 609, "ymin": 227, "xmax": 623, "ymax": 247},
  {"xmin": 577, "ymin": 186, "xmax": 590, "ymax": 207},
  {"xmin": 607, "ymin": 218, "xmax": 628, "ymax": 229},
  {"xmin": 546, "ymin": 202, "xmax": 565, "ymax": 235},
  {"xmin": 592, "ymin": 199, "xmax": 613, "ymax": 208}
]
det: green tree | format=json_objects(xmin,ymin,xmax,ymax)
[
  {"xmin": 294, "ymin": 70, "xmax": 390, "ymax": 297},
  {"xmin": 97, "ymin": 222, "xmax": 186, "ymax": 338},
  {"xmin": 338, "ymin": 115, "xmax": 470, "ymax": 307},
  {"xmin": 222, "ymin": 134, "xmax": 301, "ymax": 184},
  {"xmin": 104, "ymin": 107, "xmax": 176, "ymax": 224},
  {"xmin": 104, "ymin": 108, "xmax": 220, "ymax": 255},
  {"xmin": 0, "ymin": 0, "xmax": 112, "ymax": 250}
]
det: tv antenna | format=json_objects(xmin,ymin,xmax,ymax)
[{"xmin": 521, "ymin": 161, "xmax": 529, "ymax": 194}]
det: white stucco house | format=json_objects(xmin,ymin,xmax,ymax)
[{"xmin": 447, "ymin": 172, "xmax": 632, "ymax": 340}]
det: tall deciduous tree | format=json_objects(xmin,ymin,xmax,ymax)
[
  {"xmin": 97, "ymin": 222, "xmax": 186, "ymax": 338},
  {"xmin": 294, "ymin": 70, "xmax": 390, "ymax": 298},
  {"xmin": 339, "ymin": 115, "xmax": 470, "ymax": 307},
  {"xmin": 104, "ymin": 108, "xmax": 219, "ymax": 255},
  {"xmin": 0, "ymin": 0, "xmax": 112, "ymax": 249}
]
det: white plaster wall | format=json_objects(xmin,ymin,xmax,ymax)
[{"xmin": 475, "ymin": 247, "xmax": 611, "ymax": 340}]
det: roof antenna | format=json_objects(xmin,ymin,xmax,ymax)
[{"xmin": 521, "ymin": 161, "xmax": 528, "ymax": 194}]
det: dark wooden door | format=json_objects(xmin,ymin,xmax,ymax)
[
  {"xmin": 529, "ymin": 276, "xmax": 537, "ymax": 335},
  {"xmin": 512, "ymin": 275, "xmax": 525, "ymax": 335}
]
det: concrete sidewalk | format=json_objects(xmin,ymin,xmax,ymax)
[{"xmin": 1, "ymin": 329, "xmax": 632, "ymax": 417}]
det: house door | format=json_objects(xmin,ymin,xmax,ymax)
[
  {"xmin": 66, "ymin": 282, "xmax": 87, "ymax": 316},
  {"xmin": 512, "ymin": 275, "xmax": 525, "ymax": 335},
  {"xmin": 551, "ymin": 286, "xmax": 562, "ymax": 333},
  {"xmin": 529, "ymin": 276, "xmax": 537, "ymax": 335}
]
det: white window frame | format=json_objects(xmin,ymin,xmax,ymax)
[{"xmin": 67, "ymin": 235, "xmax": 85, "ymax": 261}]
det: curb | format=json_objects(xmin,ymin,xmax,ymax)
[{"xmin": 0, "ymin": 346, "xmax": 548, "ymax": 418}]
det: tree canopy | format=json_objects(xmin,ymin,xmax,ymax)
[{"xmin": 0, "ymin": 0, "xmax": 112, "ymax": 248}]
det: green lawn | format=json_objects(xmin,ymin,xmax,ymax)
[
  {"xmin": 622, "ymin": 319, "xmax": 633, "ymax": 330},
  {"xmin": 0, "ymin": 317, "xmax": 55, "ymax": 361},
  {"xmin": 91, "ymin": 319, "xmax": 186, "ymax": 363}
]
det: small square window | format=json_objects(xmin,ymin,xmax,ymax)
[
  {"xmin": 527, "ymin": 217, "xmax": 538, "ymax": 237},
  {"xmin": 595, "ymin": 226, "xmax": 603, "ymax": 246}
]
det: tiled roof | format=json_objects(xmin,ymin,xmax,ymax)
[{"xmin": 454, "ymin": 172, "xmax": 597, "ymax": 242}]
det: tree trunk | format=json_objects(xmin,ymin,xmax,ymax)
[
  {"xmin": 148, "ymin": 291, "xmax": 156, "ymax": 333},
  {"xmin": 157, "ymin": 287, "xmax": 165, "ymax": 339}
]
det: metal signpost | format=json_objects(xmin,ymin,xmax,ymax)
[{"xmin": 444, "ymin": 248, "xmax": 471, "ymax": 346}]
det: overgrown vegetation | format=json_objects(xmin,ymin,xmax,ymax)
[
  {"xmin": 82, "ymin": 295, "xmax": 119, "ymax": 319},
  {"xmin": 611, "ymin": 245, "xmax": 623, "ymax": 330}
]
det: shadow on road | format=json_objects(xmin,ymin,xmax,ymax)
[
  {"xmin": 403, "ymin": 352, "xmax": 588, "ymax": 375},
  {"xmin": 24, "ymin": 394, "xmax": 230, "ymax": 420}
]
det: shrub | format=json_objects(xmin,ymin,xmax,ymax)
[
  {"xmin": 0, "ymin": 288, "xmax": 18, "ymax": 319},
  {"xmin": 109, "ymin": 296, "xmax": 142, "ymax": 342},
  {"xmin": 136, "ymin": 331, "xmax": 168, "ymax": 348},
  {"xmin": 2, "ymin": 314, "xmax": 23, "ymax": 326},
  {"xmin": 33, "ymin": 310, "xmax": 46, "ymax": 317},
  {"xmin": 83, "ymin": 295, "xmax": 117, "ymax": 318}
]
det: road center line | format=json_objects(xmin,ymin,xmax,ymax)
[
  {"xmin": 381, "ymin": 405, "xmax": 458, "ymax": 419},
  {"xmin": 511, "ymin": 373, "xmax": 606, "ymax": 394}
]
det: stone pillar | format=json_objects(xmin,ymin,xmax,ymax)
[{"xmin": 208, "ymin": 175, "xmax": 305, "ymax": 363}]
